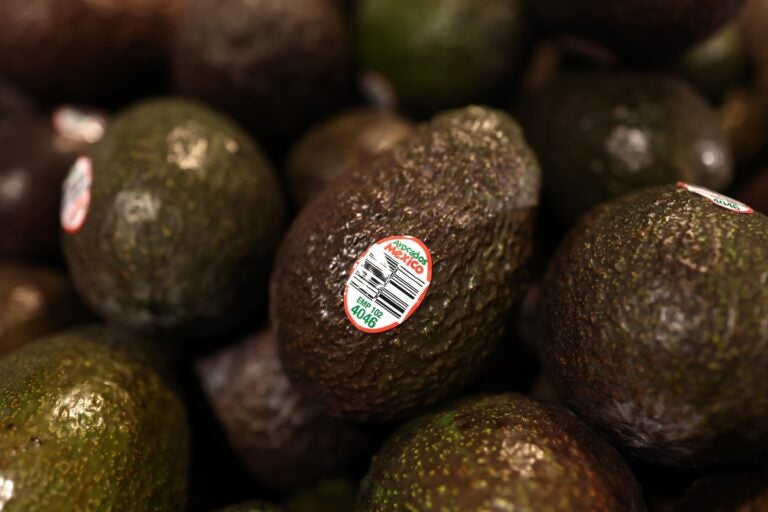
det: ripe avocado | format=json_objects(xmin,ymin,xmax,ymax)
[
  {"xmin": 540, "ymin": 183, "xmax": 768, "ymax": 466},
  {"xmin": 532, "ymin": 0, "xmax": 745, "ymax": 60},
  {"xmin": 741, "ymin": 0, "xmax": 768, "ymax": 92},
  {"xmin": 519, "ymin": 72, "xmax": 732, "ymax": 226},
  {"xmin": 0, "ymin": 262, "xmax": 91, "ymax": 357},
  {"xmin": 285, "ymin": 108, "xmax": 413, "ymax": 208},
  {"xmin": 0, "ymin": 113, "xmax": 96, "ymax": 260},
  {"xmin": 196, "ymin": 329, "xmax": 369, "ymax": 490},
  {"xmin": 721, "ymin": 87, "xmax": 768, "ymax": 164},
  {"xmin": 271, "ymin": 106, "xmax": 541, "ymax": 421},
  {"xmin": 0, "ymin": 326, "xmax": 189, "ymax": 511},
  {"xmin": 357, "ymin": 394, "xmax": 645, "ymax": 511},
  {"xmin": 358, "ymin": 0, "xmax": 528, "ymax": 114},
  {"xmin": 218, "ymin": 502, "xmax": 285, "ymax": 512},
  {"xmin": 173, "ymin": 0, "xmax": 351, "ymax": 145},
  {"xmin": 676, "ymin": 457, "xmax": 768, "ymax": 511},
  {"xmin": 63, "ymin": 98, "xmax": 286, "ymax": 340},
  {"xmin": 0, "ymin": 0, "xmax": 179, "ymax": 103}
]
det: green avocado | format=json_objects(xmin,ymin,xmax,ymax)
[
  {"xmin": 285, "ymin": 108, "xmax": 413, "ymax": 208},
  {"xmin": 675, "ymin": 22, "xmax": 746, "ymax": 100},
  {"xmin": 540, "ymin": 183, "xmax": 768, "ymax": 466},
  {"xmin": 285, "ymin": 479, "xmax": 357, "ymax": 512},
  {"xmin": 358, "ymin": 0, "xmax": 528, "ymax": 114},
  {"xmin": 533, "ymin": 0, "xmax": 745, "ymax": 60},
  {"xmin": 520, "ymin": 72, "xmax": 732, "ymax": 226},
  {"xmin": 62, "ymin": 98, "xmax": 286, "ymax": 340},
  {"xmin": 0, "ymin": 262, "xmax": 91, "ymax": 357},
  {"xmin": 217, "ymin": 502, "xmax": 285, "ymax": 512},
  {"xmin": 271, "ymin": 106, "xmax": 541, "ymax": 422},
  {"xmin": 676, "ymin": 457, "xmax": 768, "ymax": 511},
  {"xmin": 173, "ymin": 0, "xmax": 351, "ymax": 144},
  {"xmin": 196, "ymin": 329, "xmax": 369, "ymax": 490},
  {"xmin": 0, "ymin": 326, "xmax": 189, "ymax": 511},
  {"xmin": 358, "ymin": 394, "xmax": 645, "ymax": 511}
]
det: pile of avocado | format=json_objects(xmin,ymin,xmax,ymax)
[{"xmin": 1, "ymin": 0, "xmax": 768, "ymax": 511}]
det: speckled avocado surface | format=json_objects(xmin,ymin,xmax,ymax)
[
  {"xmin": 173, "ymin": 0, "xmax": 351, "ymax": 143},
  {"xmin": 285, "ymin": 108, "xmax": 414, "ymax": 208},
  {"xmin": 540, "ymin": 183, "xmax": 768, "ymax": 466},
  {"xmin": 196, "ymin": 329, "xmax": 368, "ymax": 490},
  {"xmin": 357, "ymin": 394, "xmax": 645, "ymax": 512},
  {"xmin": 0, "ymin": 326, "xmax": 189, "ymax": 511},
  {"xmin": 358, "ymin": 0, "xmax": 528, "ymax": 114},
  {"xmin": 533, "ymin": 0, "xmax": 744, "ymax": 60},
  {"xmin": 63, "ymin": 98, "xmax": 286, "ymax": 340},
  {"xmin": 0, "ymin": 262, "xmax": 91, "ymax": 357},
  {"xmin": 271, "ymin": 106, "xmax": 541, "ymax": 421},
  {"xmin": 520, "ymin": 73, "xmax": 732, "ymax": 226}
]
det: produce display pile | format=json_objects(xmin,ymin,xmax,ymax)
[{"xmin": 1, "ymin": 0, "xmax": 768, "ymax": 511}]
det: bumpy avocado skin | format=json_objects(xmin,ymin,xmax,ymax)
[
  {"xmin": 63, "ymin": 98, "xmax": 285, "ymax": 340},
  {"xmin": 217, "ymin": 502, "xmax": 285, "ymax": 512},
  {"xmin": 540, "ymin": 184, "xmax": 768, "ymax": 466},
  {"xmin": 285, "ymin": 108, "xmax": 413, "ymax": 208},
  {"xmin": 271, "ymin": 106, "xmax": 541, "ymax": 422},
  {"xmin": 0, "ymin": 326, "xmax": 189, "ymax": 511},
  {"xmin": 520, "ymin": 73, "xmax": 732, "ymax": 226},
  {"xmin": 197, "ymin": 329, "xmax": 368, "ymax": 490},
  {"xmin": 533, "ymin": 0, "xmax": 744, "ymax": 60},
  {"xmin": 676, "ymin": 458, "xmax": 768, "ymax": 511},
  {"xmin": 358, "ymin": 394, "xmax": 645, "ymax": 512},
  {"xmin": 0, "ymin": 262, "xmax": 91, "ymax": 357},
  {"xmin": 358, "ymin": 0, "xmax": 528, "ymax": 113},
  {"xmin": 173, "ymin": 0, "xmax": 350, "ymax": 144}
]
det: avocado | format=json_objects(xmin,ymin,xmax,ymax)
[
  {"xmin": 0, "ymin": 80, "xmax": 34, "ymax": 122},
  {"xmin": 358, "ymin": 0, "xmax": 528, "ymax": 114},
  {"xmin": 0, "ymin": 113, "xmax": 96, "ymax": 260},
  {"xmin": 540, "ymin": 183, "xmax": 768, "ymax": 466},
  {"xmin": 0, "ymin": 326, "xmax": 189, "ymax": 511},
  {"xmin": 676, "ymin": 457, "xmax": 768, "ymax": 511},
  {"xmin": 196, "ymin": 328, "xmax": 369, "ymax": 490},
  {"xmin": 271, "ymin": 106, "xmax": 541, "ymax": 421},
  {"xmin": 62, "ymin": 98, "xmax": 286, "ymax": 340},
  {"xmin": 285, "ymin": 108, "xmax": 413, "ymax": 208},
  {"xmin": 519, "ymin": 72, "xmax": 732, "ymax": 226},
  {"xmin": 0, "ymin": 262, "xmax": 91, "ymax": 357},
  {"xmin": 532, "ymin": 0, "xmax": 745, "ymax": 61},
  {"xmin": 217, "ymin": 502, "xmax": 285, "ymax": 512},
  {"xmin": 721, "ymin": 87, "xmax": 768, "ymax": 164},
  {"xmin": 741, "ymin": 0, "xmax": 768, "ymax": 92},
  {"xmin": 285, "ymin": 479, "xmax": 357, "ymax": 512},
  {"xmin": 173, "ymin": 0, "xmax": 351, "ymax": 145},
  {"xmin": 675, "ymin": 22, "xmax": 746, "ymax": 100},
  {"xmin": 357, "ymin": 394, "xmax": 645, "ymax": 511},
  {"xmin": 0, "ymin": 0, "xmax": 179, "ymax": 103}
]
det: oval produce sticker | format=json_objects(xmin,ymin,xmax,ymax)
[
  {"xmin": 677, "ymin": 182, "xmax": 753, "ymax": 214},
  {"xmin": 344, "ymin": 236, "xmax": 432, "ymax": 333},
  {"xmin": 61, "ymin": 156, "xmax": 93, "ymax": 234}
]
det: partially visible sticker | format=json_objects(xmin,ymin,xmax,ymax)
[
  {"xmin": 677, "ymin": 182, "xmax": 753, "ymax": 215},
  {"xmin": 344, "ymin": 236, "xmax": 432, "ymax": 333},
  {"xmin": 61, "ymin": 156, "xmax": 93, "ymax": 234}
]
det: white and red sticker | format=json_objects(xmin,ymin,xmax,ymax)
[
  {"xmin": 344, "ymin": 236, "xmax": 432, "ymax": 333},
  {"xmin": 677, "ymin": 182, "xmax": 753, "ymax": 214},
  {"xmin": 60, "ymin": 156, "xmax": 93, "ymax": 234}
]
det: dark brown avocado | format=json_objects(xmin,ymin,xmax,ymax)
[
  {"xmin": 540, "ymin": 183, "xmax": 768, "ymax": 467},
  {"xmin": 357, "ymin": 394, "xmax": 646, "ymax": 512},
  {"xmin": 285, "ymin": 108, "xmax": 413, "ymax": 208},
  {"xmin": 0, "ymin": 262, "xmax": 91, "ymax": 357},
  {"xmin": 0, "ymin": 0, "xmax": 180, "ymax": 103},
  {"xmin": 271, "ymin": 106, "xmax": 541, "ymax": 421},
  {"xmin": 532, "ymin": 0, "xmax": 745, "ymax": 61},
  {"xmin": 172, "ymin": 0, "xmax": 351, "ymax": 145},
  {"xmin": 196, "ymin": 329, "xmax": 369, "ymax": 490},
  {"xmin": 676, "ymin": 457, "xmax": 768, "ymax": 511}
]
